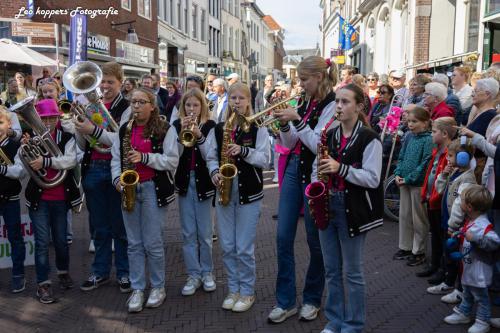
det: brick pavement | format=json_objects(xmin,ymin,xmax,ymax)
[{"xmin": 0, "ymin": 171, "xmax": 499, "ymax": 333}]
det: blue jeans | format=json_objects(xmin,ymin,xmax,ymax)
[
  {"xmin": 456, "ymin": 285, "xmax": 491, "ymax": 322},
  {"xmin": 122, "ymin": 181, "xmax": 167, "ymax": 290},
  {"xmin": 319, "ymin": 192, "xmax": 366, "ymax": 333},
  {"xmin": 178, "ymin": 172, "xmax": 213, "ymax": 279},
  {"xmin": 0, "ymin": 200, "xmax": 25, "ymax": 277},
  {"xmin": 82, "ymin": 161, "xmax": 128, "ymax": 279},
  {"xmin": 276, "ymin": 155, "xmax": 325, "ymax": 309},
  {"xmin": 29, "ymin": 200, "xmax": 69, "ymax": 285},
  {"xmin": 216, "ymin": 178, "xmax": 261, "ymax": 296}
]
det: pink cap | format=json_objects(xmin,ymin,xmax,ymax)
[{"xmin": 35, "ymin": 99, "xmax": 60, "ymax": 117}]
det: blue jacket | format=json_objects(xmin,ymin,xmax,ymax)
[{"xmin": 394, "ymin": 131, "xmax": 433, "ymax": 186}]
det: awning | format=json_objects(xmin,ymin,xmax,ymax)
[
  {"xmin": 121, "ymin": 64, "xmax": 151, "ymax": 76},
  {"xmin": 404, "ymin": 51, "xmax": 478, "ymax": 70}
]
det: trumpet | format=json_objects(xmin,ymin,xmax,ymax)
[
  {"xmin": 57, "ymin": 100, "xmax": 73, "ymax": 120},
  {"xmin": 179, "ymin": 113, "xmax": 197, "ymax": 147},
  {"xmin": 239, "ymin": 92, "xmax": 305, "ymax": 133}
]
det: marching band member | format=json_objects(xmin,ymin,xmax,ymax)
[
  {"xmin": 206, "ymin": 82, "xmax": 270, "ymax": 312},
  {"xmin": 0, "ymin": 106, "xmax": 26, "ymax": 293},
  {"xmin": 267, "ymin": 56, "xmax": 337, "ymax": 323},
  {"xmin": 172, "ymin": 88, "xmax": 217, "ymax": 296},
  {"xmin": 111, "ymin": 87, "xmax": 179, "ymax": 312},
  {"xmin": 24, "ymin": 99, "xmax": 82, "ymax": 304},
  {"xmin": 312, "ymin": 84, "xmax": 383, "ymax": 333},
  {"xmin": 170, "ymin": 75, "xmax": 205, "ymax": 124},
  {"xmin": 74, "ymin": 62, "xmax": 131, "ymax": 293}
]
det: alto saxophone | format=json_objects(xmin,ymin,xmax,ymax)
[
  {"xmin": 120, "ymin": 114, "xmax": 140, "ymax": 212},
  {"xmin": 305, "ymin": 125, "xmax": 330, "ymax": 230},
  {"xmin": 218, "ymin": 110, "xmax": 238, "ymax": 206}
]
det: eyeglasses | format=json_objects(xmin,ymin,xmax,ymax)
[
  {"xmin": 390, "ymin": 77, "xmax": 402, "ymax": 81},
  {"xmin": 378, "ymin": 90, "xmax": 389, "ymax": 95},
  {"xmin": 423, "ymin": 92, "xmax": 434, "ymax": 98},
  {"xmin": 207, "ymin": 81, "xmax": 213, "ymax": 84},
  {"xmin": 130, "ymin": 99, "xmax": 151, "ymax": 106},
  {"xmin": 367, "ymin": 78, "xmax": 377, "ymax": 82}
]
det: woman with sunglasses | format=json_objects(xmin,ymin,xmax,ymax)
[
  {"xmin": 407, "ymin": 74, "xmax": 432, "ymax": 107},
  {"xmin": 368, "ymin": 84, "xmax": 394, "ymax": 132},
  {"xmin": 366, "ymin": 72, "xmax": 379, "ymax": 102}
]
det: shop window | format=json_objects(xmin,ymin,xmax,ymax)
[
  {"xmin": 122, "ymin": 0, "xmax": 131, "ymax": 10},
  {"xmin": 138, "ymin": 0, "xmax": 151, "ymax": 20}
]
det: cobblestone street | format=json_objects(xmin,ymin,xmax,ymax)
[{"xmin": 0, "ymin": 172, "xmax": 499, "ymax": 333}]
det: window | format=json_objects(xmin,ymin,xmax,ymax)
[
  {"xmin": 138, "ymin": 0, "xmax": 151, "ymax": 19},
  {"xmin": 177, "ymin": 1, "xmax": 182, "ymax": 29},
  {"xmin": 184, "ymin": 0, "xmax": 189, "ymax": 34},
  {"xmin": 235, "ymin": 0, "xmax": 239, "ymax": 18},
  {"xmin": 235, "ymin": 29, "xmax": 239, "ymax": 59},
  {"xmin": 122, "ymin": 0, "xmax": 131, "ymax": 10},
  {"xmin": 229, "ymin": 27, "xmax": 233, "ymax": 53},
  {"xmin": 201, "ymin": 9, "xmax": 206, "ymax": 41},
  {"xmin": 222, "ymin": 24, "xmax": 227, "ymax": 51},
  {"xmin": 192, "ymin": 4, "xmax": 197, "ymax": 39},
  {"xmin": 256, "ymin": 26, "xmax": 259, "ymax": 43},
  {"xmin": 170, "ymin": 0, "xmax": 174, "ymax": 24},
  {"xmin": 467, "ymin": 0, "xmax": 480, "ymax": 52},
  {"xmin": 229, "ymin": 0, "xmax": 233, "ymax": 15},
  {"xmin": 158, "ymin": 0, "xmax": 165, "ymax": 20}
]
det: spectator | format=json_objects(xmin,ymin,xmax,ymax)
[
  {"xmin": 407, "ymin": 74, "xmax": 431, "ymax": 106},
  {"xmin": 121, "ymin": 78, "xmax": 137, "ymax": 101},
  {"xmin": 165, "ymin": 81, "xmax": 180, "ymax": 122},
  {"xmin": 423, "ymin": 82, "xmax": 454, "ymax": 120},
  {"xmin": 0, "ymin": 78, "xmax": 25, "ymax": 107},
  {"xmin": 367, "ymin": 72, "xmax": 380, "ymax": 102},
  {"xmin": 389, "ymin": 70, "xmax": 410, "ymax": 106},
  {"xmin": 141, "ymin": 74, "xmax": 166, "ymax": 116},
  {"xmin": 291, "ymin": 77, "xmax": 302, "ymax": 96},
  {"xmin": 212, "ymin": 78, "xmax": 228, "ymax": 123},
  {"xmin": 206, "ymin": 73, "xmax": 218, "ymax": 102},
  {"xmin": 432, "ymin": 73, "xmax": 463, "ymax": 118},
  {"xmin": 15, "ymin": 72, "xmax": 35, "ymax": 97},
  {"xmin": 470, "ymin": 72, "xmax": 483, "ymax": 89},
  {"xmin": 51, "ymin": 72, "xmax": 67, "ymax": 100},
  {"xmin": 368, "ymin": 83, "xmax": 394, "ymax": 132},
  {"xmin": 226, "ymin": 73, "xmax": 239, "ymax": 86},
  {"xmin": 250, "ymin": 81, "xmax": 258, "ymax": 110},
  {"xmin": 352, "ymin": 74, "xmax": 371, "ymax": 115},
  {"xmin": 255, "ymin": 74, "xmax": 274, "ymax": 113},
  {"xmin": 185, "ymin": 75, "xmax": 205, "ymax": 92},
  {"xmin": 152, "ymin": 73, "xmax": 169, "ymax": 112},
  {"xmin": 336, "ymin": 64, "xmax": 355, "ymax": 91},
  {"xmin": 35, "ymin": 67, "xmax": 52, "ymax": 88},
  {"xmin": 452, "ymin": 66, "xmax": 474, "ymax": 110}
]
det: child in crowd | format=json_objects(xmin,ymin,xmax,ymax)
[
  {"xmin": 417, "ymin": 117, "xmax": 457, "ymax": 281},
  {"xmin": 393, "ymin": 107, "xmax": 433, "ymax": 266},
  {"xmin": 24, "ymin": 99, "xmax": 82, "ymax": 304},
  {"xmin": 444, "ymin": 185, "xmax": 500, "ymax": 333},
  {"xmin": 427, "ymin": 138, "xmax": 476, "ymax": 303},
  {"xmin": 0, "ymin": 107, "xmax": 26, "ymax": 293}
]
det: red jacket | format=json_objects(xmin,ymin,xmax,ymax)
[
  {"xmin": 431, "ymin": 101, "xmax": 454, "ymax": 120},
  {"xmin": 421, "ymin": 147, "xmax": 448, "ymax": 210}
]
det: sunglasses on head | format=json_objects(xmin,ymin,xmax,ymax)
[
  {"xmin": 368, "ymin": 78, "xmax": 377, "ymax": 82},
  {"xmin": 187, "ymin": 76, "xmax": 203, "ymax": 83}
]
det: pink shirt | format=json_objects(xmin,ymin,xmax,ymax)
[
  {"xmin": 332, "ymin": 135, "xmax": 350, "ymax": 192},
  {"xmin": 131, "ymin": 125, "xmax": 155, "ymax": 182},
  {"xmin": 292, "ymin": 100, "xmax": 317, "ymax": 155},
  {"xmin": 91, "ymin": 101, "xmax": 113, "ymax": 161},
  {"xmin": 41, "ymin": 131, "xmax": 66, "ymax": 201}
]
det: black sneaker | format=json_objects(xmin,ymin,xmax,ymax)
[
  {"xmin": 427, "ymin": 270, "xmax": 446, "ymax": 285},
  {"xmin": 272, "ymin": 214, "xmax": 278, "ymax": 220},
  {"xmin": 407, "ymin": 254, "xmax": 426, "ymax": 266},
  {"xmin": 416, "ymin": 266, "xmax": 437, "ymax": 278},
  {"xmin": 393, "ymin": 249, "xmax": 412, "ymax": 260},
  {"xmin": 118, "ymin": 277, "xmax": 132, "ymax": 293},
  {"xmin": 59, "ymin": 273, "xmax": 74, "ymax": 289},
  {"xmin": 37, "ymin": 284, "xmax": 55, "ymax": 304},
  {"xmin": 11, "ymin": 276, "xmax": 26, "ymax": 293},
  {"xmin": 80, "ymin": 274, "xmax": 110, "ymax": 291}
]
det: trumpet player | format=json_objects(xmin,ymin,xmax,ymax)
[
  {"xmin": 206, "ymin": 83, "xmax": 269, "ymax": 312},
  {"xmin": 0, "ymin": 107, "xmax": 26, "ymax": 294},
  {"xmin": 74, "ymin": 62, "xmax": 131, "ymax": 294},
  {"xmin": 111, "ymin": 88, "xmax": 179, "ymax": 313},
  {"xmin": 172, "ymin": 88, "xmax": 217, "ymax": 296},
  {"xmin": 24, "ymin": 99, "xmax": 82, "ymax": 304}
]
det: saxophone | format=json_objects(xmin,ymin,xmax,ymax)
[
  {"xmin": 119, "ymin": 114, "xmax": 140, "ymax": 212},
  {"xmin": 218, "ymin": 110, "xmax": 238, "ymax": 206},
  {"xmin": 305, "ymin": 125, "xmax": 330, "ymax": 230}
]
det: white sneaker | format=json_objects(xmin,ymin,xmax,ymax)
[
  {"xmin": 268, "ymin": 306, "xmax": 298, "ymax": 323},
  {"xmin": 222, "ymin": 293, "xmax": 239, "ymax": 310},
  {"xmin": 181, "ymin": 276, "xmax": 202, "ymax": 296},
  {"xmin": 299, "ymin": 304, "xmax": 320, "ymax": 321},
  {"xmin": 490, "ymin": 318, "xmax": 500, "ymax": 329},
  {"xmin": 427, "ymin": 282, "xmax": 454, "ymax": 295},
  {"xmin": 468, "ymin": 319, "xmax": 490, "ymax": 333},
  {"xmin": 201, "ymin": 274, "xmax": 216, "ymax": 292},
  {"xmin": 444, "ymin": 309, "xmax": 471, "ymax": 324},
  {"xmin": 127, "ymin": 290, "xmax": 144, "ymax": 313},
  {"xmin": 320, "ymin": 329, "xmax": 336, "ymax": 333},
  {"xmin": 441, "ymin": 289, "xmax": 463, "ymax": 304},
  {"xmin": 88, "ymin": 240, "xmax": 95, "ymax": 253},
  {"xmin": 272, "ymin": 176, "xmax": 278, "ymax": 183},
  {"xmin": 145, "ymin": 287, "xmax": 166, "ymax": 308},
  {"xmin": 232, "ymin": 295, "xmax": 255, "ymax": 312}
]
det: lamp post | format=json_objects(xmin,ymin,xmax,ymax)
[{"xmin": 111, "ymin": 20, "xmax": 139, "ymax": 44}]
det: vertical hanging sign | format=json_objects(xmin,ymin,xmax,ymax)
[{"xmin": 69, "ymin": 14, "xmax": 87, "ymax": 65}]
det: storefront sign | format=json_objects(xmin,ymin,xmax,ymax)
[
  {"xmin": 87, "ymin": 33, "xmax": 109, "ymax": 55},
  {"xmin": 11, "ymin": 21, "xmax": 55, "ymax": 38},
  {"xmin": 116, "ymin": 40, "xmax": 154, "ymax": 64},
  {"xmin": 0, "ymin": 215, "xmax": 34, "ymax": 269}
]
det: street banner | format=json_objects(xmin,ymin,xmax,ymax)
[
  {"xmin": 0, "ymin": 214, "xmax": 35, "ymax": 269},
  {"xmin": 68, "ymin": 14, "xmax": 87, "ymax": 101},
  {"xmin": 338, "ymin": 15, "xmax": 357, "ymax": 50}
]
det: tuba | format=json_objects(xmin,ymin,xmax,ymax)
[
  {"xmin": 218, "ymin": 110, "xmax": 238, "ymax": 206},
  {"xmin": 10, "ymin": 97, "xmax": 67, "ymax": 188},
  {"xmin": 305, "ymin": 122, "xmax": 332, "ymax": 230},
  {"xmin": 239, "ymin": 92, "xmax": 305, "ymax": 134},
  {"xmin": 63, "ymin": 61, "xmax": 119, "ymax": 154},
  {"xmin": 119, "ymin": 113, "xmax": 140, "ymax": 212}
]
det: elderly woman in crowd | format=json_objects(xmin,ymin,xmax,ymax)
[
  {"xmin": 432, "ymin": 73, "xmax": 463, "ymax": 118},
  {"xmin": 423, "ymin": 82, "xmax": 455, "ymax": 120},
  {"xmin": 407, "ymin": 74, "xmax": 431, "ymax": 106}
]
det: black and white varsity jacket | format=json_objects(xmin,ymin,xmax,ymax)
[
  {"xmin": 25, "ymin": 128, "xmax": 83, "ymax": 210},
  {"xmin": 173, "ymin": 119, "xmax": 216, "ymax": 201},
  {"xmin": 280, "ymin": 91, "xmax": 336, "ymax": 184},
  {"xmin": 205, "ymin": 122, "xmax": 270, "ymax": 205},
  {"xmin": 312, "ymin": 120, "xmax": 384, "ymax": 237},
  {"xmin": 0, "ymin": 138, "xmax": 25, "ymax": 203},
  {"xmin": 111, "ymin": 122, "xmax": 180, "ymax": 207}
]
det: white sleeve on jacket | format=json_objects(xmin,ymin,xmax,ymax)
[
  {"xmin": 343, "ymin": 139, "xmax": 382, "ymax": 189},
  {"xmin": 197, "ymin": 128, "xmax": 214, "ymax": 161},
  {"xmin": 170, "ymin": 106, "xmax": 179, "ymax": 124},
  {"xmin": 240, "ymin": 127, "xmax": 270, "ymax": 169},
  {"xmin": 448, "ymin": 183, "xmax": 474, "ymax": 232},
  {"xmin": 279, "ymin": 100, "xmax": 335, "ymax": 154},
  {"xmin": 205, "ymin": 130, "xmax": 220, "ymax": 175},
  {"xmin": 472, "ymin": 133, "xmax": 497, "ymax": 159},
  {"xmin": 3, "ymin": 151, "xmax": 26, "ymax": 179},
  {"xmin": 9, "ymin": 112, "xmax": 22, "ymax": 141},
  {"xmin": 142, "ymin": 126, "xmax": 179, "ymax": 172},
  {"xmin": 47, "ymin": 137, "xmax": 77, "ymax": 170},
  {"xmin": 110, "ymin": 132, "xmax": 121, "ymax": 186},
  {"xmin": 468, "ymin": 220, "xmax": 500, "ymax": 251}
]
